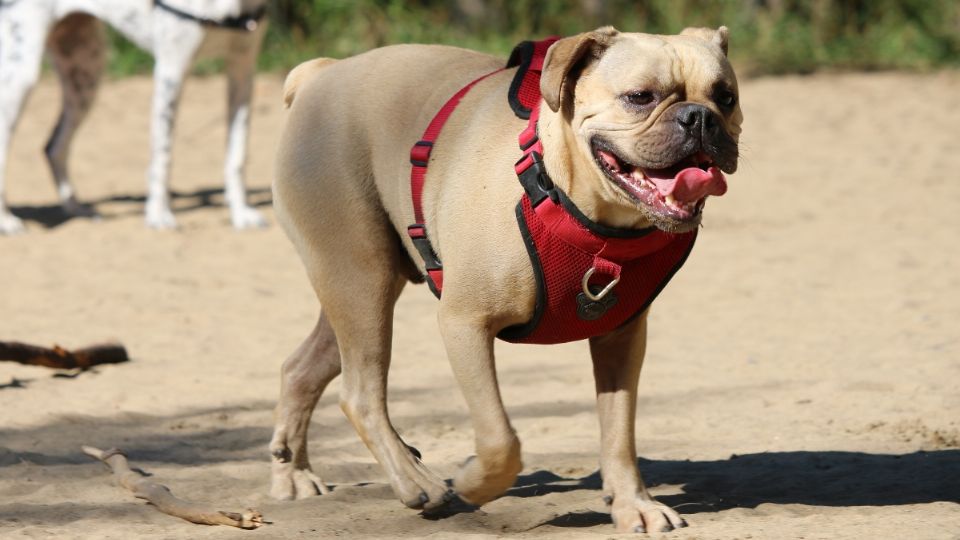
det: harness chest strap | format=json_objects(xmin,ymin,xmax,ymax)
[
  {"xmin": 405, "ymin": 38, "xmax": 561, "ymax": 296},
  {"xmin": 407, "ymin": 68, "xmax": 505, "ymax": 295}
]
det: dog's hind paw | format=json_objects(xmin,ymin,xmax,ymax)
[
  {"xmin": 230, "ymin": 205, "xmax": 267, "ymax": 230},
  {"xmin": 610, "ymin": 497, "xmax": 687, "ymax": 534},
  {"xmin": 270, "ymin": 464, "xmax": 330, "ymax": 500},
  {"xmin": 0, "ymin": 213, "xmax": 25, "ymax": 235}
]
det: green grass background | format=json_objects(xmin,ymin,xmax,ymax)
[{"xmin": 108, "ymin": 0, "xmax": 960, "ymax": 76}]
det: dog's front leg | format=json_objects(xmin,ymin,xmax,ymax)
[
  {"xmin": 222, "ymin": 29, "xmax": 267, "ymax": 229},
  {"xmin": 0, "ymin": 3, "xmax": 50, "ymax": 234},
  {"xmin": 589, "ymin": 313, "xmax": 687, "ymax": 533},
  {"xmin": 144, "ymin": 18, "xmax": 204, "ymax": 229},
  {"xmin": 438, "ymin": 306, "xmax": 522, "ymax": 505}
]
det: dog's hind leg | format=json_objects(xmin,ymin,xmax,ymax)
[
  {"xmin": 589, "ymin": 314, "xmax": 687, "ymax": 533},
  {"xmin": 221, "ymin": 27, "xmax": 267, "ymax": 230},
  {"xmin": 274, "ymin": 66, "xmax": 451, "ymax": 509},
  {"xmin": 274, "ymin": 191, "xmax": 450, "ymax": 510},
  {"xmin": 0, "ymin": 4, "xmax": 51, "ymax": 234},
  {"xmin": 44, "ymin": 13, "xmax": 106, "ymax": 219},
  {"xmin": 269, "ymin": 312, "xmax": 340, "ymax": 500}
]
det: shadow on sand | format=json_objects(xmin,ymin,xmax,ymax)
[
  {"xmin": 502, "ymin": 449, "xmax": 960, "ymax": 528},
  {"xmin": 1, "ymin": 403, "xmax": 957, "ymax": 529},
  {"xmin": 9, "ymin": 186, "xmax": 272, "ymax": 229}
]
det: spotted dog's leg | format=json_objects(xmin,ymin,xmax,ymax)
[
  {"xmin": 45, "ymin": 13, "xmax": 106, "ymax": 219},
  {"xmin": 222, "ymin": 25, "xmax": 267, "ymax": 229},
  {"xmin": 144, "ymin": 14, "xmax": 204, "ymax": 230},
  {"xmin": 0, "ymin": 2, "xmax": 51, "ymax": 234},
  {"xmin": 269, "ymin": 312, "xmax": 341, "ymax": 500},
  {"xmin": 590, "ymin": 313, "xmax": 687, "ymax": 534}
]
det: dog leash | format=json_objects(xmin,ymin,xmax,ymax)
[{"xmin": 153, "ymin": 0, "xmax": 266, "ymax": 32}]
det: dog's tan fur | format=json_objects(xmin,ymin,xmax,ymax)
[{"xmin": 270, "ymin": 27, "xmax": 742, "ymax": 534}]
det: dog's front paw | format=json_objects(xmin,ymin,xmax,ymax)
[
  {"xmin": 0, "ymin": 212, "xmax": 25, "ymax": 235},
  {"xmin": 270, "ymin": 461, "xmax": 330, "ymax": 500},
  {"xmin": 145, "ymin": 203, "xmax": 178, "ymax": 230},
  {"xmin": 609, "ymin": 496, "xmax": 687, "ymax": 534},
  {"xmin": 452, "ymin": 439, "xmax": 522, "ymax": 506},
  {"xmin": 230, "ymin": 205, "xmax": 267, "ymax": 230}
]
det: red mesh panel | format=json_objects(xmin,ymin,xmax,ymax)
[
  {"xmin": 503, "ymin": 197, "xmax": 697, "ymax": 345},
  {"xmin": 513, "ymin": 39, "xmax": 553, "ymax": 169},
  {"xmin": 515, "ymin": 38, "xmax": 557, "ymax": 114}
]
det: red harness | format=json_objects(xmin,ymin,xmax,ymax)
[{"xmin": 408, "ymin": 38, "xmax": 697, "ymax": 344}]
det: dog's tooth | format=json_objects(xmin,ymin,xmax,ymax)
[{"xmin": 665, "ymin": 194, "xmax": 677, "ymax": 207}]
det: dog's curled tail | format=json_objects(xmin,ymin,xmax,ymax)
[{"xmin": 283, "ymin": 58, "xmax": 338, "ymax": 108}]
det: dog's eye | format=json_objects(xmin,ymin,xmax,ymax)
[
  {"xmin": 715, "ymin": 90, "xmax": 737, "ymax": 109},
  {"xmin": 623, "ymin": 91, "xmax": 655, "ymax": 107}
]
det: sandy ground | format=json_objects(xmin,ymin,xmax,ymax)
[{"xmin": 1, "ymin": 69, "xmax": 959, "ymax": 540}]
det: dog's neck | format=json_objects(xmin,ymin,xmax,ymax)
[{"xmin": 537, "ymin": 104, "xmax": 655, "ymax": 231}]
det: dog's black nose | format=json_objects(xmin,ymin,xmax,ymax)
[{"xmin": 676, "ymin": 103, "xmax": 719, "ymax": 141}]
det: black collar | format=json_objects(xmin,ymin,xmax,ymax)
[{"xmin": 154, "ymin": 0, "xmax": 267, "ymax": 32}]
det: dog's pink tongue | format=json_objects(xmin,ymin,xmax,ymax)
[{"xmin": 647, "ymin": 166, "xmax": 728, "ymax": 202}]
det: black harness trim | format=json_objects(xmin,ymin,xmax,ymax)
[
  {"xmin": 153, "ymin": 0, "xmax": 266, "ymax": 31},
  {"xmin": 506, "ymin": 41, "xmax": 536, "ymax": 119},
  {"xmin": 496, "ymin": 201, "xmax": 547, "ymax": 341}
]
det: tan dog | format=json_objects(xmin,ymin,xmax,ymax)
[{"xmin": 270, "ymin": 26, "xmax": 742, "ymax": 534}]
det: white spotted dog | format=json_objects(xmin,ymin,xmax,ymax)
[{"xmin": 0, "ymin": 0, "xmax": 269, "ymax": 234}]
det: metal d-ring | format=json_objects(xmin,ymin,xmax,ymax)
[{"xmin": 581, "ymin": 267, "xmax": 620, "ymax": 301}]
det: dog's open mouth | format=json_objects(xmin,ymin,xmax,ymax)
[{"xmin": 592, "ymin": 140, "xmax": 728, "ymax": 224}]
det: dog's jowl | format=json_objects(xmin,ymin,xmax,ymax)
[{"xmin": 272, "ymin": 27, "xmax": 741, "ymax": 534}]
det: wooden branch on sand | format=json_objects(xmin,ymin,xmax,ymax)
[
  {"xmin": 82, "ymin": 446, "xmax": 263, "ymax": 529},
  {"xmin": 0, "ymin": 341, "xmax": 128, "ymax": 369}
]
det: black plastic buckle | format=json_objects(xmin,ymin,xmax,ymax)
[
  {"xmin": 407, "ymin": 224, "xmax": 443, "ymax": 298},
  {"xmin": 407, "ymin": 224, "xmax": 442, "ymax": 271},
  {"xmin": 515, "ymin": 151, "xmax": 558, "ymax": 206}
]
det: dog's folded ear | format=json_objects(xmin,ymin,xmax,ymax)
[
  {"xmin": 680, "ymin": 26, "xmax": 730, "ymax": 56},
  {"xmin": 541, "ymin": 26, "xmax": 619, "ymax": 113}
]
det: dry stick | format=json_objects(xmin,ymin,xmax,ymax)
[
  {"xmin": 0, "ymin": 341, "xmax": 129, "ymax": 369},
  {"xmin": 82, "ymin": 446, "xmax": 264, "ymax": 529}
]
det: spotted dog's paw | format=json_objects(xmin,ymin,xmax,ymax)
[
  {"xmin": 230, "ymin": 205, "xmax": 267, "ymax": 230},
  {"xmin": 0, "ymin": 212, "xmax": 25, "ymax": 235}
]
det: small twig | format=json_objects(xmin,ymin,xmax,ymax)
[
  {"xmin": 82, "ymin": 446, "xmax": 263, "ymax": 529},
  {"xmin": 0, "ymin": 341, "xmax": 129, "ymax": 369}
]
